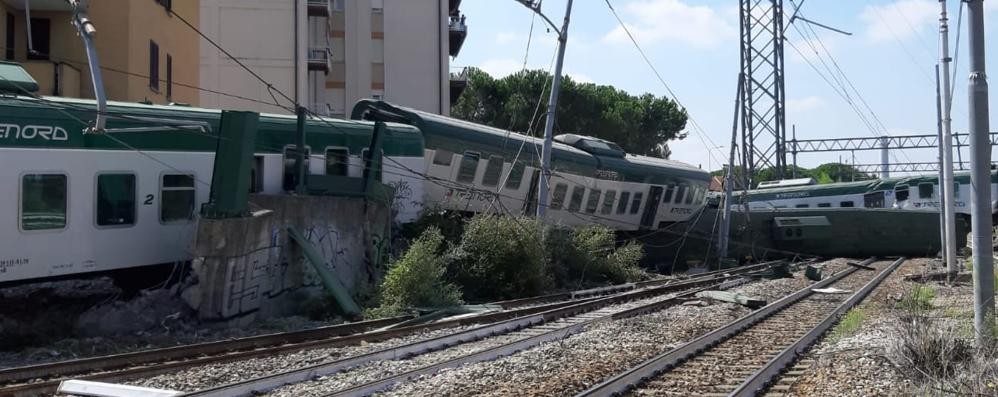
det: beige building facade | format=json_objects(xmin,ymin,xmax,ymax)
[
  {"xmin": 200, "ymin": 0, "xmax": 466, "ymax": 118},
  {"xmin": 0, "ymin": 0, "xmax": 199, "ymax": 105}
]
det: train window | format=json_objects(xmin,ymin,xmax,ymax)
[
  {"xmin": 282, "ymin": 146, "xmax": 310, "ymax": 191},
  {"xmin": 586, "ymin": 189, "xmax": 601, "ymax": 213},
  {"xmin": 482, "ymin": 155, "xmax": 504, "ymax": 187},
  {"xmin": 795, "ymin": 204, "xmax": 809, "ymax": 208},
  {"xmin": 840, "ymin": 201, "xmax": 855, "ymax": 207},
  {"xmin": 918, "ymin": 183, "xmax": 933, "ymax": 199},
  {"xmin": 325, "ymin": 148, "xmax": 349, "ymax": 176},
  {"xmin": 674, "ymin": 185, "xmax": 687, "ymax": 204},
  {"xmin": 629, "ymin": 192, "xmax": 643, "ymax": 215},
  {"xmin": 662, "ymin": 184, "xmax": 675, "ymax": 203},
  {"xmin": 954, "ymin": 182, "xmax": 960, "ymax": 198},
  {"xmin": 550, "ymin": 183, "xmax": 568, "ymax": 210},
  {"xmin": 20, "ymin": 174, "xmax": 67, "ymax": 231},
  {"xmin": 601, "ymin": 190, "xmax": 617, "ymax": 214},
  {"xmin": 568, "ymin": 186, "xmax": 585, "ymax": 212},
  {"xmin": 617, "ymin": 192, "xmax": 630, "ymax": 214},
  {"xmin": 96, "ymin": 173, "xmax": 136, "ymax": 227},
  {"xmin": 894, "ymin": 185, "xmax": 910, "ymax": 201},
  {"xmin": 684, "ymin": 186, "xmax": 694, "ymax": 205},
  {"xmin": 432, "ymin": 149, "xmax": 453, "ymax": 166},
  {"xmin": 161, "ymin": 174, "xmax": 196, "ymax": 223},
  {"xmin": 457, "ymin": 151, "xmax": 480, "ymax": 183},
  {"xmin": 817, "ymin": 203, "xmax": 831, "ymax": 208},
  {"xmin": 505, "ymin": 161, "xmax": 525, "ymax": 189}
]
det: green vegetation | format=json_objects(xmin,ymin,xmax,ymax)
[
  {"xmin": 710, "ymin": 163, "xmax": 876, "ymax": 185},
  {"xmin": 452, "ymin": 68, "xmax": 687, "ymax": 158},
  {"xmin": 896, "ymin": 285, "xmax": 936, "ymax": 312},
  {"xmin": 829, "ymin": 308, "xmax": 866, "ymax": 342},
  {"xmin": 367, "ymin": 214, "xmax": 648, "ymax": 317},
  {"xmin": 366, "ymin": 227, "xmax": 463, "ymax": 318}
]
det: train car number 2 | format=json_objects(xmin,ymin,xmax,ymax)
[{"xmin": 144, "ymin": 194, "xmax": 154, "ymax": 205}]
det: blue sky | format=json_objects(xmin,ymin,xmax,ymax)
[{"xmin": 454, "ymin": 0, "xmax": 998, "ymax": 173}]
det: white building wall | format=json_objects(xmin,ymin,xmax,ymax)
[
  {"xmin": 199, "ymin": 0, "xmax": 308, "ymax": 114},
  {"xmin": 382, "ymin": 0, "xmax": 449, "ymax": 115}
]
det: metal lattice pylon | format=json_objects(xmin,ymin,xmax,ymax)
[{"xmin": 739, "ymin": 0, "xmax": 787, "ymax": 186}]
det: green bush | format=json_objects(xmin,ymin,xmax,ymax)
[
  {"xmin": 367, "ymin": 227, "xmax": 462, "ymax": 318},
  {"xmin": 829, "ymin": 308, "xmax": 866, "ymax": 342},
  {"xmin": 450, "ymin": 214, "xmax": 549, "ymax": 301},
  {"xmin": 550, "ymin": 225, "xmax": 647, "ymax": 287},
  {"xmin": 896, "ymin": 285, "xmax": 936, "ymax": 312}
]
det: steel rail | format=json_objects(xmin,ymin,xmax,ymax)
[
  {"xmin": 187, "ymin": 267, "xmax": 772, "ymax": 397},
  {"xmin": 0, "ymin": 261, "xmax": 782, "ymax": 397},
  {"xmin": 574, "ymin": 256, "xmax": 880, "ymax": 397},
  {"xmin": 730, "ymin": 256, "xmax": 906, "ymax": 396}
]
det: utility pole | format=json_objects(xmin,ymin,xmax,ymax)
[
  {"xmin": 935, "ymin": 63, "xmax": 948, "ymax": 266},
  {"xmin": 519, "ymin": 0, "xmax": 573, "ymax": 219},
  {"xmin": 939, "ymin": 0, "xmax": 958, "ymax": 278},
  {"xmin": 966, "ymin": 0, "xmax": 994, "ymax": 346},
  {"xmin": 879, "ymin": 137, "xmax": 890, "ymax": 178},
  {"xmin": 719, "ymin": 73, "xmax": 744, "ymax": 261},
  {"xmin": 68, "ymin": 0, "xmax": 106, "ymax": 132}
]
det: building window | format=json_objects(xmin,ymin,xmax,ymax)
[
  {"xmin": 432, "ymin": 149, "xmax": 453, "ymax": 166},
  {"xmin": 662, "ymin": 184, "xmax": 675, "ymax": 203},
  {"xmin": 457, "ymin": 151, "xmax": 480, "ymax": 183},
  {"xmin": 166, "ymin": 54, "xmax": 173, "ymax": 100},
  {"xmin": 5, "ymin": 13, "xmax": 14, "ymax": 60},
  {"xmin": 586, "ymin": 189, "xmax": 601, "ymax": 214},
  {"xmin": 550, "ymin": 183, "xmax": 568, "ymax": 210},
  {"xmin": 20, "ymin": 174, "xmax": 67, "ymax": 231},
  {"xmin": 155, "ymin": 0, "xmax": 172, "ymax": 11},
  {"xmin": 674, "ymin": 185, "xmax": 686, "ymax": 204},
  {"xmin": 482, "ymin": 155, "xmax": 503, "ymax": 187},
  {"xmin": 149, "ymin": 41, "xmax": 159, "ymax": 91},
  {"xmin": 26, "ymin": 18, "xmax": 50, "ymax": 60},
  {"xmin": 918, "ymin": 183, "xmax": 934, "ymax": 199},
  {"xmin": 617, "ymin": 192, "xmax": 630, "ymax": 214},
  {"xmin": 629, "ymin": 192, "xmax": 644, "ymax": 215},
  {"xmin": 325, "ymin": 148, "xmax": 349, "ymax": 176},
  {"xmin": 96, "ymin": 173, "xmax": 136, "ymax": 227},
  {"xmin": 840, "ymin": 201, "xmax": 855, "ymax": 207},
  {"xmin": 505, "ymin": 162, "xmax": 525, "ymax": 190},
  {"xmin": 161, "ymin": 174, "xmax": 195, "ymax": 223},
  {"xmin": 568, "ymin": 186, "xmax": 585, "ymax": 212},
  {"xmin": 601, "ymin": 190, "xmax": 616, "ymax": 215}
]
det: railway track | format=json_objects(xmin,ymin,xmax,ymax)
[
  {"xmin": 0, "ymin": 261, "xmax": 788, "ymax": 397},
  {"xmin": 576, "ymin": 257, "xmax": 904, "ymax": 397}
]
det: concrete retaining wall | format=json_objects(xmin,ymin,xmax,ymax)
[{"xmin": 187, "ymin": 194, "xmax": 391, "ymax": 321}]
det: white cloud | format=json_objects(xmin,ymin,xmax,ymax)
[
  {"xmin": 477, "ymin": 58, "xmax": 522, "ymax": 78},
  {"xmin": 787, "ymin": 96, "xmax": 825, "ymax": 113},
  {"xmin": 859, "ymin": 0, "xmax": 937, "ymax": 43},
  {"xmin": 602, "ymin": 0, "xmax": 736, "ymax": 48},
  {"xmin": 568, "ymin": 72, "xmax": 594, "ymax": 84}
]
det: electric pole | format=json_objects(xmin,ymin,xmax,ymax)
[
  {"xmin": 938, "ymin": 0, "xmax": 958, "ymax": 278},
  {"xmin": 966, "ymin": 0, "xmax": 994, "ymax": 346}
]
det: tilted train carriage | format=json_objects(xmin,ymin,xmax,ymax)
[{"xmin": 1, "ymin": 78, "xmax": 709, "ymax": 284}]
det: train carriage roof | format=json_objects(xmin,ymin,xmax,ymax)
[{"xmin": 0, "ymin": 95, "xmax": 423, "ymax": 156}]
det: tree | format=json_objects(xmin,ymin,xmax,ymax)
[{"xmin": 451, "ymin": 68, "xmax": 688, "ymax": 157}]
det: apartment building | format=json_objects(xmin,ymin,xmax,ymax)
[
  {"xmin": 200, "ymin": 0, "xmax": 467, "ymax": 117},
  {"xmin": 0, "ymin": 0, "xmax": 199, "ymax": 105}
]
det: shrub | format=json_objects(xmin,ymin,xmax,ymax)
[
  {"xmin": 450, "ymin": 214, "xmax": 549, "ymax": 301},
  {"xmin": 896, "ymin": 285, "xmax": 936, "ymax": 312},
  {"xmin": 367, "ymin": 227, "xmax": 462, "ymax": 318},
  {"xmin": 550, "ymin": 225, "xmax": 647, "ymax": 287}
]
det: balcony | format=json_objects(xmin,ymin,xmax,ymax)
[
  {"xmin": 449, "ymin": 68, "xmax": 468, "ymax": 104},
  {"xmin": 449, "ymin": 0, "xmax": 462, "ymax": 15},
  {"xmin": 307, "ymin": 0, "xmax": 332, "ymax": 17},
  {"xmin": 449, "ymin": 14, "xmax": 467, "ymax": 57},
  {"xmin": 308, "ymin": 47, "xmax": 332, "ymax": 73}
]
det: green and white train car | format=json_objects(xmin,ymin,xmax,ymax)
[
  {"xmin": 352, "ymin": 100, "xmax": 712, "ymax": 230},
  {"xmin": 744, "ymin": 171, "xmax": 998, "ymax": 221},
  {"xmin": 0, "ymin": 95, "xmax": 425, "ymax": 284}
]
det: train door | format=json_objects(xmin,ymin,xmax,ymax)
[
  {"xmin": 522, "ymin": 169, "xmax": 541, "ymax": 215},
  {"xmin": 640, "ymin": 186, "xmax": 664, "ymax": 229},
  {"xmin": 864, "ymin": 191, "xmax": 884, "ymax": 208}
]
